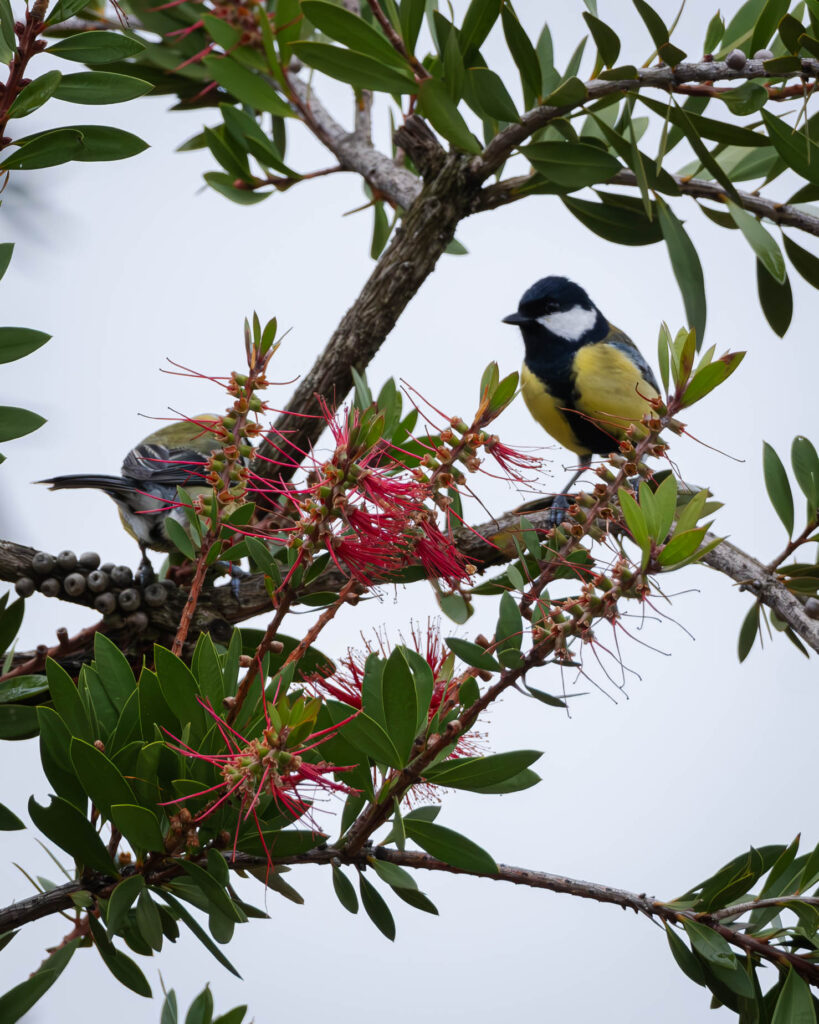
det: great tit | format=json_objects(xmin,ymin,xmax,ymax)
[
  {"xmin": 503, "ymin": 276, "xmax": 659, "ymax": 513},
  {"xmin": 39, "ymin": 415, "xmax": 222, "ymax": 580}
]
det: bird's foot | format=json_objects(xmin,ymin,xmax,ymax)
[
  {"xmin": 545, "ymin": 493, "xmax": 573, "ymax": 529},
  {"xmin": 136, "ymin": 556, "xmax": 156, "ymax": 589},
  {"xmin": 211, "ymin": 560, "xmax": 250, "ymax": 599}
]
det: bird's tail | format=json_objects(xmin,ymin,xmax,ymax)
[{"xmin": 37, "ymin": 474, "xmax": 138, "ymax": 498}]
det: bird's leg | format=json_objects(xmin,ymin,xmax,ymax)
[
  {"xmin": 136, "ymin": 545, "xmax": 156, "ymax": 588},
  {"xmin": 545, "ymin": 461, "xmax": 590, "ymax": 528}
]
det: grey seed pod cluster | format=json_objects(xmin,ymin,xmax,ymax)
[
  {"xmin": 15, "ymin": 577, "xmax": 35, "ymax": 597},
  {"xmin": 56, "ymin": 550, "xmax": 77, "ymax": 572},
  {"xmin": 805, "ymin": 597, "xmax": 819, "ymax": 620},
  {"xmin": 94, "ymin": 592, "xmax": 117, "ymax": 615},
  {"xmin": 63, "ymin": 573, "xmax": 87, "ymax": 597},
  {"xmin": 753, "ymin": 48, "xmax": 775, "ymax": 60},
  {"xmin": 87, "ymin": 571, "xmax": 110, "ymax": 593},
  {"xmin": 144, "ymin": 583, "xmax": 168, "ymax": 607},
  {"xmin": 40, "ymin": 578, "xmax": 61, "ymax": 597},
  {"xmin": 726, "ymin": 48, "xmax": 747, "ymax": 68},
  {"xmin": 110, "ymin": 565, "xmax": 133, "ymax": 586},
  {"xmin": 32, "ymin": 551, "xmax": 56, "ymax": 575},
  {"xmin": 100, "ymin": 562, "xmax": 115, "ymax": 575},
  {"xmin": 118, "ymin": 588, "xmax": 141, "ymax": 612},
  {"xmin": 79, "ymin": 551, "xmax": 101, "ymax": 570}
]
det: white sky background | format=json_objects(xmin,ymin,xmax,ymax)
[{"xmin": 3, "ymin": 0, "xmax": 819, "ymax": 1020}]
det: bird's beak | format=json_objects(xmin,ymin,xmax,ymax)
[{"xmin": 502, "ymin": 311, "xmax": 529, "ymax": 325}]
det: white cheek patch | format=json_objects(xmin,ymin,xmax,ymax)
[{"xmin": 536, "ymin": 304, "xmax": 598, "ymax": 340}]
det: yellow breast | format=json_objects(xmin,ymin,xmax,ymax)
[{"xmin": 520, "ymin": 363, "xmax": 589, "ymax": 455}]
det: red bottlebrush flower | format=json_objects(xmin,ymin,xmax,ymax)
[
  {"xmin": 353, "ymin": 467, "xmax": 425, "ymax": 514},
  {"xmin": 482, "ymin": 434, "xmax": 542, "ymax": 482},
  {"xmin": 412, "ymin": 518, "xmax": 471, "ymax": 584},
  {"xmin": 161, "ymin": 695, "xmax": 358, "ymax": 869},
  {"xmin": 308, "ymin": 621, "xmax": 486, "ymax": 801}
]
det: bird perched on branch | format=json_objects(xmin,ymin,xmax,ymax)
[
  {"xmin": 502, "ymin": 275, "xmax": 659, "ymax": 518},
  {"xmin": 39, "ymin": 415, "xmax": 222, "ymax": 582}
]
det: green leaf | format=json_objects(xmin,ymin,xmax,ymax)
[
  {"xmin": 726, "ymin": 200, "xmax": 786, "ymax": 283},
  {"xmin": 46, "ymin": 657, "xmax": 92, "ymax": 740},
  {"xmin": 135, "ymin": 889, "xmax": 163, "ymax": 951},
  {"xmin": 54, "ymin": 71, "xmax": 153, "ymax": 105},
  {"xmin": 444, "ymin": 637, "xmax": 500, "ymax": 672},
  {"xmin": 0, "ymin": 242, "xmax": 13, "ymax": 282},
  {"xmin": 0, "ymin": 704, "xmax": 39, "ymax": 740},
  {"xmin": 658, "ymin": 527, "xmax": 707, "ymax": 566},
  {"xmin": 0, "ymin": 405, "xmax": 44, "ymax": 441},
  {"xmin": 369, "ymin": 857, "xmax": 418, "ymax": 890},
  {"xmin": 562, "ymin": 194, "xmax": 662, "ymax": 246},
  {"xmin": 680, "ymin": 918, "xmax": 736, "ymax": 969},
  {"xmin": 106, "ymin": 874, "xmax": 145, "ymax": 934},
  {"xmin": 156, "ymin": 891, "xmax": 241, "ymax": 978},
  {"xmin": 495, "ymin": 591, "xmax": 522, "ymax": 655},
  {"xmin": 93, "ymin": 632, "xmax": 136, "ymax": 709},
  {"xmin": 459, "ymin": 0, "xmax": 502, "ymax": 55},
  {"xmin": 28, "ymin": 795, "xmax": 117, "ymax": 875},
  {"xmin": 14, "ymin": 124, "xmax": 148, "ymax": 163},
  {"xmin": 665, "ymin": 924, "xmax": 706, "ymax": 986},
  {"xmin": 524, "ymin": 141, "xmax": 620, "ymax": 189},
  {"xmin": 544, "ymin": 76, "xmax": 587, "ymax": 106},
  {"xmin": 0, "ymin": 327, "xmax": 51, "ymax": 365},
  {"xmin": 763, "ymin": 441, "xmax": 794, "ymax": 535},
  {"xmin": 393, "ymin": 887, "xmax": 439, "ymax": 914},
  {"xmin": 783, "ymin": 233, "xmax": 819, "ymax": 288},
  {"xmin": 422, "ymin": 750, "xmax": 541, "ymax": 791},
  {"xmin": 47, "ymin": 31, "xmax": 146, "ymax": 63},
  {"xmin": 70, "ymin": 738, "xmax": 135, "ymax": 819},
  {"xmin": 332, "ymin": 865, "xmax": 358, "ymax": 913},
  {"xmin": 501, "ymin": 5, "xmax": 541, "ymax": 98},
  {"xmin": 417, "ymin": 77, "xmax": 480, "ymax": 153},
  {"xmin": 302, "ymin": 1, "xmax": 406, "ymax": 66},
  {"xmin": 703, "ymin": 12, "xmax": 725, "ymax": 53},
  {"xmin": 154, "ymin": 645, "xmax": 204, "ymax": 731},
  {"xmin": 792, "ymin": 435, "xmax": 819, "ymax": 510},
  {"xmin": 358, "ymin": 874, "xmax": 395, "ymax": 940},
  {"xmin": 7, "ymin": 71, "xmax": 62, "ymax": 119},
  {"xmin": 681, "ymin": 351, "xmax": 745, "ymax": 407},
  {"xmin": 757, "ymin": 259, "xmax": 793, "ymax": 337},
  {"xmin": 719, "ymin": 80, "xmax": 768, "ymax": 116},
  {"xmin": 202, "ymin": 56, "xmax": 293, "ymax": 116},
  {"xmin": 341, "ymin": 711, "xmax": 403, "ymax": 768},
  {"xmin": 0, "ymin": 130, "xmax": 84, "ymax": 171},
  {"xmin": 290, "ymin": 41, "xmax": 416, "ymax": 93},
  {"xmin": 751, "ymin": 0, "xmax": 790, "ymax": 52},
  {"xmin": 771, "ymin": 967, "xmax": 817, "ymax": 1024},
  {"xmin": 738, "ymin": 603, "xmax": 760, "ymax": 662},
  {"xmin": 404, "ymin": 819, "xmax": 497, "ymax": 873},
  {"xmin": 381, "ymin": 648, "xmax": 419, "ymax": 765},
  {"xmin": 762, "ymin": 109, "xmax": 819, "ymax": 184},
  {"xmin": 465, "ymin": 67, "xmax": 519, "ymax": 123},
  {"xmin": 87, "ymin": 915, "xmax": 152, "ymax": 997},
  {"xmin": 176, "ymin": 859, "xmax": 243, "ymax": 923},
  {"xmin": 618, "ymin": 488, "xmax": 650, "ymax": 552},
  {"xmin": 47, "ymin": 0, "xmax": 97, "ymax": 23},
  {"xmin": 0, "ymin": 802, "xmax": 23, "ymax": 829},
  {"xmin": 111, "ymin": 804, "xmax": 165, "ymax": 853},
  {"xmin": 582, "ymin": 12, "xmax": 620, "ymax": 67},
  {"xmin": 0, "ymin": 940, "xmax": 79, "ymax": 1024},
  {"xmin": 165, "ymin": 516, "xmax": 196, "ymax": 560},
  {"xmin": 656, "ymin": 198, "xmax": 707, "ymax": 344}
]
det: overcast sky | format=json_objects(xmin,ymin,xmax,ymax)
[{"xmin": 3, "ymin": 1, "xmax": 819, "ymax": 1021}]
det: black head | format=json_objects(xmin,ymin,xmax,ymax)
[{"xmin": 502, "ymin": 276, "xmax": 605, "ymax": 343}]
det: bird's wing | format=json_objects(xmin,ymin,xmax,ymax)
[
  {"xmin": 121, "ymin": 443, "xmax": 210, "ymax": 485},
  {"xmin": 605, "ymin": 327, "xmax": 661, "ymax": 394}
]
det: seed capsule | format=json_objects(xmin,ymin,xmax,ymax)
[
  {"xmin": 32, "ymin": 551, "xmax": 56, "ymax": 575},
  {"xmin": 726, "ymin": 48, "xmax": 746, "ymax": 68},
  {"xmin": 127, "ymin": 610, "xmax": 149, "ymax": 632},
  {"xmin": 87, "ymin": 571, "xmax": 110, "ymax": 593},
  {"xmin": 110, "ymin": 565, "xmax": 133, "ymax": 587},
  {"xmin": 100, "ymin": 562, "xmax": 115, "ymax": 575},
  {"xmin": 94, "ymin": 592, "xmax": 117, "ymax": 615},
  {"xmin": 40, "ymin": 578, "xmax": 61, "ymax": 597},
  {"xmin": 753, "ymin": 48, "xmax": 774, "ymax": 60},
  {"xmin": 15, "ymin": 577, "xmax": 35, "ymax": 598},
  {"xmin": 118, "ymin": 588, "xmax": 141, "ymax": 611},
  {"xmin": 78, "ymin": 551, "xmax": 101, "ymax": 570},
  {"xmin": 143, "ymin": 583, "xmax": 168, "ymax": 608},
  {"xmin": 63, "ymin": 573, "xmax": 87, "ymax": 597},
  {"xmin": 56, "ymin": 550, "xmax": 77, "ymax": 572}
]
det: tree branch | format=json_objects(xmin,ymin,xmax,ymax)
[
  {"xmin": 4, "ymin": 847, "xmax": 818, "ymax": 985},
  {"xmin": 472, "ymin": 58, "xmax": 819, "ymax": 180},
  {"xmin": 478, "ymin": 169, "xmax": 819, "ymax": 238}
]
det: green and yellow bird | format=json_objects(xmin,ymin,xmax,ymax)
[
  {"xmin": 39, "ymin": 415, "xmax": 222, "ymax": 579},
  {"xmin": 503, "ymin": 276, "xmax": 660, "ymax": 517}
]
